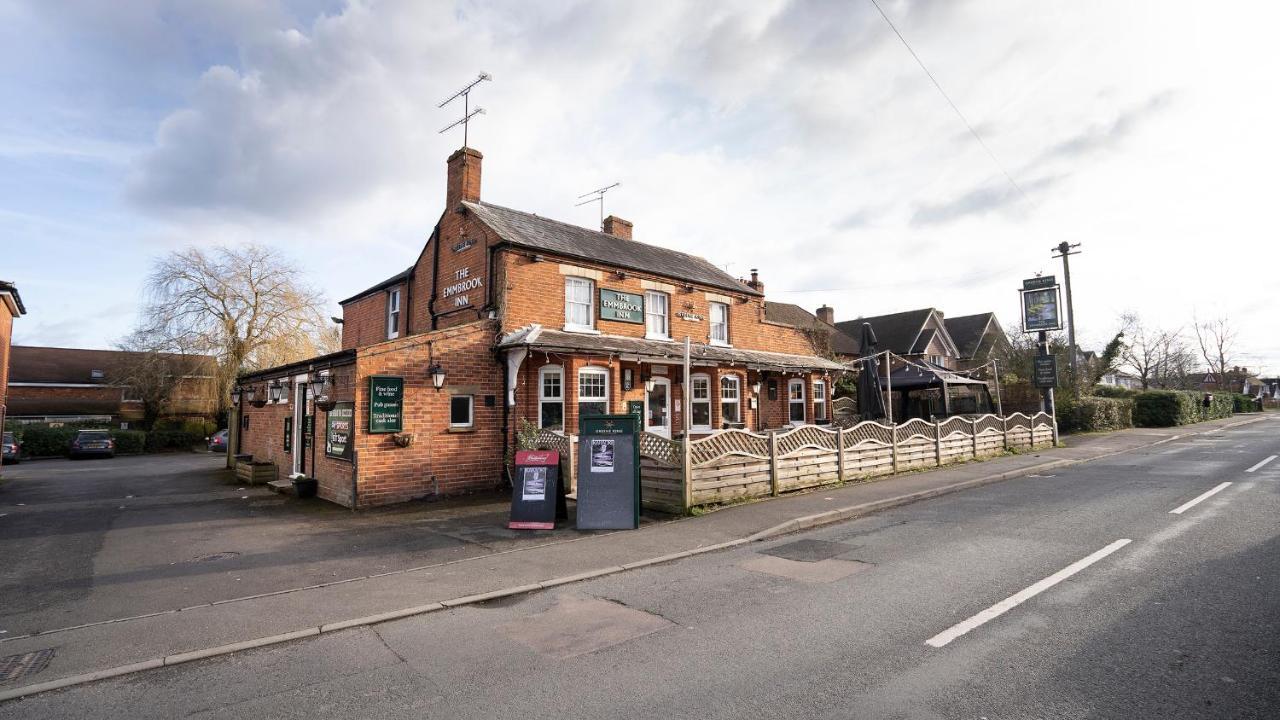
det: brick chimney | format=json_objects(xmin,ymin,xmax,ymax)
[
  {"xmin": 446, "ymin": 147, "xmax": 483, "ymax": 210},
  {"xmin": 746, "ymin": 269, "xmax": 764, "ymax": 293},
  {"xmin": 816, "ymin": 305, "xmax": 834, "ymax": 325},
  {"xmin": 602, "ymin": 215, "xmax": 633, "ymax": 240}
]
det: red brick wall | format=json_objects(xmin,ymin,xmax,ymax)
[
  {"xmin": 353, "ymin": 320, "xmax": 504, "ymax": 507},
  {"xmin": 341, "ymin": 284, "xmax": 406, "ymax": 350},
  {"xmin": 0, "ymin": 306, "xmax": 11, "ymax": 428},
  {"xmin": 7, "ymin": 378, "xmax": 215, "ymax": 421}
]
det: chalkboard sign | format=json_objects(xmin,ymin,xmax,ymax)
[
  {"xmin": 509, "ymin": 450, "xmax": 565, "ymax": 529},
  {"xmin": 1033, "ymin": 355, "xmax": 1058, "ymax": 388},
  {"xmin": 325, "ymin": 402, "xmax": 354, "ymax": 460},
  {"xmin": 368, "ymin": 376, "xmax": 403, "ymax": 433},
  {"xmin": 576, "ymin": 414, "xmax": 640, "ymax": 530},
  {"xmin": 626, "ymin": 400, "xmax": 644, "ymax": 425}
]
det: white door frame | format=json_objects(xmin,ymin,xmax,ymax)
[
  {"xmin": 645, "ymin": 376, "xmax": 672, "ymax": 438},
  {"xmin": 291, "ymin": 375, "xmax": 308, "ymax": 477}
]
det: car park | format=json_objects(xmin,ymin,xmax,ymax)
[
  {"xmin": 69, "ymin": 429, "xmax": 115, "ymax": 459},
  {"xmin": 208, "ymin": 428, "xmax": 229, "ymax": 453},
  {"xmin": 2, "ymin": 432, "xmax": 19, "ymax": 464}
]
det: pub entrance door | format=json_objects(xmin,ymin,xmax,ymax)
[{"xmin": 645, "ymin": 377, "xmax": 671, "ymax": 438}]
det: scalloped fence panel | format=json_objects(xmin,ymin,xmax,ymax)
[{"xmin": 642, "ymin": 412, "xmax": 1058, "ymax": 511}]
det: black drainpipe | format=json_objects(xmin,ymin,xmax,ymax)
[
  {"xmin": 500, "ymin": 346, "xmax": 511, "ymax": 487},
  {"xmin": 429, "ymin": 227, "xmax": 442, "ymax": 330}
]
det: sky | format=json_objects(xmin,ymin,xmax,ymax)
[{"xmin": 2, "ymin": 0, "xmax": 1277, "ymax": 373}]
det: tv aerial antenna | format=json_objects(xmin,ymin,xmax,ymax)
[
  {"xmin": 438, "ymin": 72, "xmax": 491, "ymax": 146},
  {"xmin": 575, "ymin": 182, "xmax": 621, "ymax": 226}
]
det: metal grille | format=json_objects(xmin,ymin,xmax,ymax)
[{"xmin": 0, "ymin": 648, "xmax": 55, "ymax": 683}]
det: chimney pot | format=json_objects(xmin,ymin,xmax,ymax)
[
  {"xmin": 746, "ymin": 269, "xmax": 764, "ymax": 293},
  {"xmin": 602, "ymin": 215, "xmax": 633, "ymax": 240},
  {"xmin": 446, "ymin": 147, "xmax": 483, "ymax": 210},
  {"xmin": 816, "ymin": 305, "xmax": 834, "ymax": 325}
]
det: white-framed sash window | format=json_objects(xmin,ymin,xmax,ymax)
[
  {"xmin": 720, "ymin": 375, "xmax": 741, "ymax": 425},
  {"xmin": 813, "ymin": 379, "xmax": 827, "ymax": 421},
  {"xmin": 578, "ymin": 366, "xmax": 609, "ymax": 416},
  {"xmin": 709, "ymin": 302, "xmax": 729, "ymax": 345},
  {"xmin": 788, "ymin": 378, "xmax": 806, "ymax": 425},
  {"xmin": 564, "ymin": 277, "xmax": 594, "ymax": 331},
  {"xmin": 645, "ymin": 291, "xmax": 669, "ymax": 340},
  {"xmin": 386, "ymin": 288, "xmax": 401, "ymax": 339},
  {"xmin": 539, "ymin": 365, "xmax": 564, "ymax": 431},
  {"xmin": 690, "ymin": 374, "xmax": 712, "ymax": 432}
]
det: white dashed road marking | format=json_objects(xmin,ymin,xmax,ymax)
[
  {"xmin": 1245, "ymin": 455, "xmax": 1276, "ymax": 473},
  {"xmin": 1169, "ymin": 482, "xmax": 1232, "ymax": 515}
]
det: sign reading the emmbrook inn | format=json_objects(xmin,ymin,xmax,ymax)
[
  {"xmin": 368, "ymin": 376, "xmax": 404, "ymax": 433},
  {"xmin": 325, "ymin": 402, "xmax": 355, "ymax": 460},
  {"xmin": 1033, "ymin": 355, "xmax": 1058, "ymax": 388},
  {"xmin": 599, "ymin": 289, "xmax": 644, "ymax": 324}
]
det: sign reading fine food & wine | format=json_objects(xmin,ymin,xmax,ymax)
[{"xmin": 368, "ymin": 376, "xmax": 403, "ymax": 433}]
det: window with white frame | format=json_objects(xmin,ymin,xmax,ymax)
[
  {"xmin": 710, "ymin": 302, "xmax": 729, "ymax": 345},
  {"xmin": 386, "ymin": 289, "xmax": 401, "ymax": 339},
  {"xmin": 690, "ymin": 374, "xmax": 712, "ymax": 431},
  {"xmin": 645, "ymin": 291, "xmax": 669, "ymax": 339},
  {"xmin": 720, "ymin": 375, "xmax": 741, "ymax": 425},
  {"xmin": 788, "ymin": 378, "xmax": 806, "ymax": 424},
  {"xmin": 449, "ymin": 395, "xmax": 473, "ymax": 428},
  {"xmin": 539, "ymin": 365, "xmax": 564, "ymax": 430},
  {"xmin": 813, "ymin": 379, "xmax": 827, "ymax": 421},
  {"xmin": 564, "ymin": 277, "xmax": 594, "ymax": 331},
  {"xmin": 578, "ymin": 366, "xmax": 608, "ymax": 416}
]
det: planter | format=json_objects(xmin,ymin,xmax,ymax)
[
  {"xmin": 235, "ymin": 459, "xmax": 277, "ymax": 486},
  {"xmin": 292, "ymin": 477, "xmax": 318, "ymax": 499}
]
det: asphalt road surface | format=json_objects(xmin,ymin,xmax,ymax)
[{"xmin": 2, "ymin": 416, "xmax": 1277, "ymax": 718}]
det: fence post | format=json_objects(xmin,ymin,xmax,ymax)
[
  {"xmin": 1029, "ymin": 417, "xmax": 1036, "ymax": 449},
  {"xmin": 681, "ymin": 435, "xmax": 693, "ymax": 511},
  {"xmin": 1001, "ymin": 414, "xmax": 1008, "ymax": 451},
  {"xmin": 933, "ymin": 419, "xmax": 942, "ymax": 466},
  {"xmin": 837, "ymin": 426, "xmax": 847, "ymax": 483},
  {"xmin": 970, "ymin": 418, "xmax": 979, "ymax": 459},
  {"xmin": 568, "ymin": 434, "xmax": 579, "ymax": 493},
  {"xmin": 890, "ymin": 422, "xmax": 899, "ymax": 474},
  {"xmin": 768, "ymin": 430, "xmax": 780, "ymax": 496}
]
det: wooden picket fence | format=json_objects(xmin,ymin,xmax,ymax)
[{"xmin": 639, "ymin": 412, "xmax": 1056, "ymax": 512}]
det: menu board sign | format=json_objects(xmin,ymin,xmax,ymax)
[
  {"xmin": 368, "ymin": 376, "xmax": 404, "ymax": 433},
  {"xmin": 325, "ymin": 402, "xmax": 355, "ymax": 460}
]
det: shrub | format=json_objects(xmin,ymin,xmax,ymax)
[
  {"xmin": 181, "ymin": 418, "xmax": 217, "ymax": 437},
  {"xmin": 1133, "ymin": 390, "xmax": 1234, "ymax": 427},
  {"xmin": 1091, "ymin": 384, "xmax": 1138, "ymax": 399},
  {"xmin": 1057, "ymin": 396, "xmax": 1134, "ymax": 433},
  {"xmin": 17, "ymin": 425, "xmax": 81, "ymax": 457},
  {"xmin": 1233, "ymin": 394, "xmax": 1261, "ymax": 413},
  {"xmin": 110, "ymin": 430, "xmax": 147, "ymax": 454},
  {"xmin": 145, "ymin": 430, "xmax": 204, "ymax": 453}
]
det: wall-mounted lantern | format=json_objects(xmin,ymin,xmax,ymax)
[
  {"xmin": 429, "ymin": 363, "xmax": 447, "ymax": 391},
  {"xmin": 230, "ymin": 387, "xmax": 242, "ymax": 406},
  {"xmin": 248, "ymin": 385, "xmax": 266, "ymax": 408},
  {"xmin": 268, "ymin": 380, "xmax": 285, "ymax": 403},
  {"xmin": 644, "ymin": 375, "xmax": 655, "ymax": 393}
]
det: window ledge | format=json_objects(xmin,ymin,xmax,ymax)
[
  {"xmin": 645, "ymin": 334, "xmax": 674, "ymax": 342},
  {"xmin": 562, "ymin": 326, "xmax": 601, "ymax": 335},
  {"xmin": 448, "ymin": 426, "xmax": 476, "ymax": 433},
  {"xmin": 709, "ymin": 341, "xmax": 732, "ymax": 348}
]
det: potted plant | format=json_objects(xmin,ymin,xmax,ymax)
[{"xmin": 290, "ymin": 474, "xmax": 318, "ymax": 499}]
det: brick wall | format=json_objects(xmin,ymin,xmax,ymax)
[
  {"xmin": 0, "ymin": 306, "xmax": 11, "ymax": 428},
  {"xmin": 7, "ymin": 378, "xmax": 216, "ymax": 422},
  {"xmin": 353, "ymin": 320, "xmax": 504, "ymax": 507},
  {"xmin": 342, "ymin": 284, "xmax": 405, "ymax": 350}
]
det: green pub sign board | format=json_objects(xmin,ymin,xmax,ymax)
[
  {"xmin": 325, "ymin": 402, "xmax": 355, "ymax": 460},
  {"xmin": 1033, "ymin": 355, "xmax": 1058, "ymax": 388},
  {"xmin": 368, "ymin": 376, "xmax": 404, "ymax": 433},
  {"xmin": 599, "ymin": 288, "xmax": 644, "ymax": 324}
]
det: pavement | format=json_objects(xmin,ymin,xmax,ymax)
[{"xmin": 0, "ymin": 414, "xmax": 1270, "ymax": 706}]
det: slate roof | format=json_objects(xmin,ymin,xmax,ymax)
[
  {"xmin": 464, "ymin": 201, "xmax": 760, "ymax": 296},
  {"xmin": 944, "ymin": 313, "xmax": 997, "ymax": 359},
  {"xmin": 834, "ymin": 308, "xmax": 935, "ymax": 356},
  {"xmin": 763, "ymin": 302, "xmax": 860, "ymax": 355},
  {"xmin": 338, "ymin": 266, "xmax": 413, "ymax": 306},
  {"xmin": 10, "ymin": 346, "xmax": 216, "ymax": 385},
  {"xmin": 498, "ymin": 326, "xmax": 845, "ymax": 372}
]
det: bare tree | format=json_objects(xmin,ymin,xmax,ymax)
[
  {"xmin": 112, "ymin": 329, "xmax": 216, "ymax": 429},
  {"xmin": 1193, "ymin": 315, "xmax": 1239, "ymax": 392},
  {"xmin": 1119, "ymin": 313, "xmax": 1180, "ymax": 390},
  {"xmin": 136, "ymin": 244, "xmax": 331, "ymax": 411}
]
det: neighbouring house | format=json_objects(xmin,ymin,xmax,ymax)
[
  {"xmin": 0, "ymin": 281, "xmax": 25, "ymax": 434},
  {"xmin": 6, "ymin": 346, "xmax": 218, "ymax": 425},
  {"xmin": 1261, "ymin": 377, "xmax": 1280, "ymax": 400},
  {"xmin": 943, "ymin": 312, "xmax": 1010, "ymax": 371},
  {"xmin": 233, "ymin": 145, "xmax": 846, "ymax": 509},
  {"xmin": 834, "ymin": 308, "xmax": 961, "ymax": 369},
  {"xmin": 1197, "ymin": 366, "xmax": 1262, "ymax": 395},
  {"xmin": 762, "ymin": 302, "xmax": 860, "ymax": 359},
  {"xmin": 1098, "ymin": 370, "xmax": 1143, "ymax": 390}
]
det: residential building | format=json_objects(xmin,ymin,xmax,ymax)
[
  {"xmin": 0, "ymin": 281, "xmax": 25, "ymax": 434},
  {"xmin": 234, "ymin": 146, "xmax": 845, "ymax": 508},
  {"xmin": 1197, "ymin": 366, "xmax": 1262, "ymax": 395},
  {"xmin": 1098, "ymin": 370, "xmax": 1143, "ymax": 390},
  {"xmin": 834, "ymin": 308, "xmax": 960, "ymax": 368},
  {"xmin": 6, "ymin": 346, "xmax": 217, "ymax": 425},
  {"xmin": 944, "ymin": 312, "xmax": 1010, "ymax": 370}
]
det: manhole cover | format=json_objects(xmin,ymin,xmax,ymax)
[
  {"xmin": 192, "ymin": 551, "xmax": 241, "ymax": 563},
  {"xmin": 0, "ymin": 648, "xmax": 55, "ymax": 683},
  {"xmin": 759, "ymin": 539, "xmax": 853, "ymax": 563}
]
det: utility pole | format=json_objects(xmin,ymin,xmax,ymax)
[{"xmin": 1052, "ymin": 242, "xmax": 1081, "ymax": 387}]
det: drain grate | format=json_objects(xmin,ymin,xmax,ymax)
[
  {"xmin": 0, "ymin": 648, "xmax": 55, "ymax": 683},
  {"xmin": 759, "ymin": 539, "xmax": 854, "ymax": 563},
  {"xmin": 191, "ymin": 551, "xmax": 241, "ymax": 563}
]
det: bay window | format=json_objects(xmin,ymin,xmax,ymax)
[
  {"xmin": 690, "ymin": 374, "xmax": 712, "ymax": 432},
  {"xmin": 578, "ymin": 366, "xmax": 608, "ymax": 417},
  {"xmin": 645, "ymin": 290, "xmax": 669, "ymax": 340},
  {"xmin": 565, "ymin": 277, "xmax": 594, "ymax": 331},
  {"xmin": 539, "ymin": 365, "xmax": 563, "ymax": 430},
  {"xmin": 720, "ymin": 375, "xmax": 741, "ymax": 425}
]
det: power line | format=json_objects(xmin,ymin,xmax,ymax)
[{"xmin": 866, "ymin": 0, "xmax": 1032, "ymax": 206}]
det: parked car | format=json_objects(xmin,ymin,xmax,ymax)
[
  {"xmin": 2, "ymin": 432, "xmax": 19, "ymax": 464},
  {"xmin": 69, "ymin": 429, "xmax": 115, "ymax": 459},
  {"xmin": 208, "ymin": 429, "xmax": 229, "ymax": 453}
]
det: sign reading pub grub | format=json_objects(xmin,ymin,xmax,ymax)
[
  {"xmin": 599, "ymin": 288, "xmax": 644, "ymax": 324},
  {"xmin": 368, "ymin": 376, "xmax": 404, "ymax": 433},
  {"xmin": 325, "ymin": 401, "xmax": 355, "ymax": 460}
]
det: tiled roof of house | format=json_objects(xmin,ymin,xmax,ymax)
[
  {"xmin": 763, "ymin": 302, "xmax": 860, "ymax": 355},
  {"xmin": 834, "ymin": 308, "xmax": 935, "ymax": 356},
  {"xmin": 464, "ymin": 201, "xmax": 760, "ymax": 297},
  {"xmin": 944, "ymin": 313, "xmax": 996, "ymax": 359},
  {"xmin": 10, "ymin": 346, "xmax": 217, "ymax": 385},
  {"xmin": 0, "ymin": 280, "xmax": 25, "ymax": 315},
  {"xmin": 338, "ymin": 266, "xmax": 413, "ymax": 306}
]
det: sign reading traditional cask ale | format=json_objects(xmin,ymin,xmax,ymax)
[
  {"xmin": 325, "ymin": 402, "xmax": 354, "ymax": 460},
  {"xmin": 368, "ymin": 376, "xmax": 403, "ymax": 433}
]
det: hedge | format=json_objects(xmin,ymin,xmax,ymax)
[
  {"xmin": 1133, "ymin": 390, "xmax": 1234, "ymax": 427},
  {"xmin": 14, "ymin": 425, "xmax": 80, "ymax": 457},
  {"xmin": 110, "ymin": 430, "xmax": 147, "ymax": 454},
  {"xmin": 1233, "ymin": 394, "xmax": 1262, "ymax": 413},
  {"xmin": 1091, "ymin": 384, "xmax": 1139, "ymax": 399},
  {"xmin": 1057, "ymin": 396, "xmax": 1134, "ymax": 433},
  {"xmin": 6, "ymin": 424, "xmax": 207, "ymax": 457},
  {"xmin": 144, "ymin": 430, "xmax": 206, "ymax": 453}
]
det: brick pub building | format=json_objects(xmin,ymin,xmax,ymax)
[{"xmin": 233, "ymin": 147, "xmax": 843, "ymax": 508}]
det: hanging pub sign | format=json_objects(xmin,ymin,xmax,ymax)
[
  {"xmin": 599, "ymin": 288, "xmax": 644, "ymax": 324},
  {"xmin": 1033, "ymin": 355, "xmax": 1058, "ymax": 388},
  {"xmin": 325, "ymin": 402, "xmax": 355, "ymax": 460},
  {"xmin": 1020, "ymin": 276, "xmax": 1062, "ymax": 332},
  {"xmin": 368, "ymin": 376, "xmax": 404, "ymax": 433}
]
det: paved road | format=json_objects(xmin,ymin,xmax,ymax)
[{"xmin": 2, "ymin": 417, "xmax": 1277, "ymax": 718}]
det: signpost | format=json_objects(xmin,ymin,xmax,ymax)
[
  {"xmin": 509, "ymin": 450, "xmax": 566, "ymax": 529},
  {"xmin": 575, "ymin": 414, "xmax": 640, "ymax": 530},
  {"xmin": 368, "ymin": 376, "xmax": 403, "ymax": 433},
  {"xmin": 325, "ymin": 401, "xmax": 354, "ymax": 460},
  {"xmin": 1020, "ymin": 277, "xmax": 1059, "ymax": 426},
  {"xmin": 598, "ymin": 288, "xmax": 644, "ymax": 324}
]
